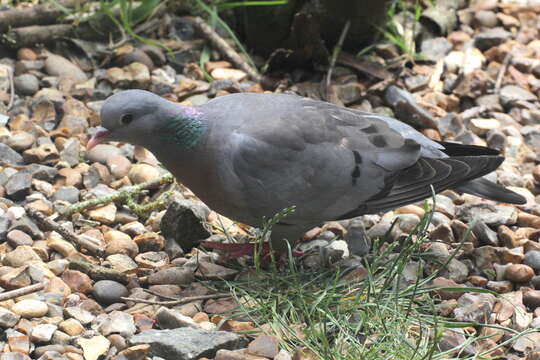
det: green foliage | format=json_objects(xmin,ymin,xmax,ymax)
[
  {"xmin": 212, "ymin": 201, "xmax": 532, "ymax": 359},
  {"xmin": 381, "ymin": 0, "xmax": 424, "ymax": 60}
]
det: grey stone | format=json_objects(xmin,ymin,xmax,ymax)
[
  {"xmin": 25, "ymin": 164, "xmax": 58, "ymax": 182},
  {"xmin": 161, "ymin": 199, "xmax": 211, "ymax": 253},
  {"xmin": 147, "ymin": 267, "xmax": 195, "ymax": 286},
  {"xmin": 52, "ymin": 186, "xmax": 80, "ymax": 203},
  {"xmin": 8, "ymin": 215, "xmax": 42, "ymax": 238},
  {"xmin": 524, "ymin": 251, "xmax": 540, "ymax": 272},
  {"xmin": 420, "ymin": 37, "xmax": 452, "ymax": 60},
  {"xmin": 453, "ymin": 293, "xmax": 496, "ymax": 322},
  {"xmin": 44, "ymin": 53, "xmax": 87, "ymax": 83},
  {"xmin": 474, "ymin": 27, "xmax": 511, "ymax": 50},
  {"xmin": 59, "ymin": 138, "xmax": 80, "ymax": 167},
  {"xmin": 472, "ymin": 221, "xmax": 499, "ymax": 246},
  {"xmin": 0, "ymin": 143, "xmax": 24, "ymax": 165},
  {"xmin": 5, "ymin": 171, "xmax": 32, "ymax": 201},
  {"xmin": 129, "ymin": 327, "xmax": 247, "ymax": 360},
  {"xmin": 0, "ymin": 215, "xmax": 11, "ymax": 241},
  {"xmin": 92, "ymin": 280, "xmax": 128, "ymax": 305},
  {"xmin": 500, "ymin": 85, "xmax": 537, "ymax": 106},
  {"xmin": 96, "ymin": 311, "xmax": 136, "ymax": 337},
  {"xmin": 14, "ymin": 74, "xmax": 39, "ymax": 96},
  {"xmin": 0, "ymin": 307, "xmax": 20, "ymax": 328},
  {"xmin": 31, "ymin": 324, "xmax": 58, "ymax": 343},
  {"xmin": 457, "ymin": 203, "xmax": 517, "ymax": 227},
  {"xmin": 344, "ymin": 219, "xmax": 370, "ymax": 257}
]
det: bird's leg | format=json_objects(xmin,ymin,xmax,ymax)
[{"xmin": 201, "ymin": 241, "xmax": 304, "ymax": 260}]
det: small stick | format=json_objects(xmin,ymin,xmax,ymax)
[
  {"xmin": 185, "ymin": 16, "xmax": 260, "ymax": 82},
  {"xmin": 0, "ymin": 282, "xmax": 45, "ymax": 302},
  {"xmin": 494, "ymin": 49, "xmax": 513, "ymax": 93},
  {"xmin": 25, "ymin": 206, "xmax": 105, "ymax": 257},
  {"xmin": 121, "ymin": 293, "xmax": 232, "ymax": 306},
  {"xmin": 59, "ymin": 173, "xmax": 174, "ymax": 217},
  {"xmin": 69, "ymin": 260, "xmax": 129, "ymax": 284},
  {"xmin": 326, "ymin": 20, "xmax": 351, "ymax": 90}
]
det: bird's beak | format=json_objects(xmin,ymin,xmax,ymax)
[{"xmin": 87, "ymin": 126, "xmax": 111, "ymax": 150}]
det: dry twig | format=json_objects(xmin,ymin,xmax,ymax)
[
  {"xmin": 0, "ymin": 282, "xmax": 45, "ymax": 302},
  {"xmin": 495, "ymin": 49, "xmax": 514, "ymax": 93},
  {"xmin": 184, "ymin": 16, "xmax": 260, "ymax": 82},
  {"xmin": 326, "ymin": 20, "xmax": 351, "ymax": 90},
  {"xmin": 25, "ymin": 206, "xmax": 105, "ymax": 257},
  {"xmin": 121, "ymin": 293, "xmax": 232, "ymax": 306}
]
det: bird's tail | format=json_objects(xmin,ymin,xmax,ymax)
[{"xmin": 454, "ymin": 177, "xmax": 525, "ymax": 204}]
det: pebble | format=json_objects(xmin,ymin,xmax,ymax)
[
  {"xmin": 61, "ymin": 270, "xmax": 93, "ymax": 294},
  {"xmin": 210, "ymin": 68, "xmax": 248, "ymax": 82},
  {"xmin": 7, "ymin": 132, "xmax": 35, "ymax": 151},
  {"xmin": 92, "ymin": 280, "xmax": 129, "ymax": 305},
  {"xmin": 6, "ymin": 229, "xmax": 33, "ymax": 247},
  {"xmin": 505, "ymin": 264, "xmax": 535, "ymax": 283},
  {"xmin": 523, "ymin": 290, "xmax": 540, "ymax": 309},
  {"xmin": 0, "ymin": 143, "xmax": 24, "ymax": 165},
  {"xmin": 474, "ymin": 27, "xmax": 511, "ymax": 51},
  {"xmin": 156, "ymin": 306, "xmax": 199, "ymax": 329},
  {"xmin": 104, "ymin": 230, "xmax": 139, "ymax": 258},
  {"xmin": 86, "ymin": 203, "xmax": 117, "ymax": 224},
  {"xmin": 147, "ymin": 267, "xmax": 195, "ymax": 285},
  {"xmin": 0, "ymin": 307, "xmax": 20, "ymax": 328},
  {"xmin": 11, "ymin": 299, "xmax": 49, "ymax": 318},
  {"xmin": 86, "ymin": 144, "xmax": 122, "ymax": 164},
  {"xmin": 524, "ymin": 251, "xmax": 540, "ymax": 272},
  {"xmin": 500, "ymin": 85, "xmax": 537, "ymax": 106},
  {"xmin": 5, "ymin": 172, "xmax": 32, "ymax": 201},
  {"xmin": 247, "ymin": 335, "xmax": 279, "ymax": 358},
  {"xmin": 13, "ymin": 74, "xmax": 39, "ymax": 96},
  {"xmin": 58, "ymin": 318, "xmax": 84, "ymax": 336},
  {"xmin": 52, "ymin": 186, "xmax": 80, "ymax": 203},
  {"xmin": 106, "ymin": 154, "xmax": 132, "ymax": 179},
  {"xmin": 97, "ymin": 311, "xmax": 136, "ymax": 337},
  {"xmin": 3, "ymin": 245, "xmax": 42, "ymax": 267},
  {"xmin": 128, "ymin": 163, "xmax": 161, "ymax": 184},
  {"xmin": 76, "ymin": 335, "xmax": 110, "ymax": 360},
  {"xmin": 30, "ymin": 324, "xmax": 57, "ymax": 343},
  {"xmin": 129, "ymin": 327, "xmax": 247, "ymax": 360},
  {"xmin": 45, "ymin": 53, "xmax": 87, "ymax": 83}
]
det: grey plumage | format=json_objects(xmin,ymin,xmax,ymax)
[{"xmin": 90, "ymin": 90, "xmax": 525, "ymax": 252}]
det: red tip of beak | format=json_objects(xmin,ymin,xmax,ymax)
[{"xmin": 87, "ymin": 127, "xmax": 111, "ymax": 151}]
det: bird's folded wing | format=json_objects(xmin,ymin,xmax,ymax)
[{"xmin": 228, "ymin": 98, "xmax": 426, "ymax": 222}]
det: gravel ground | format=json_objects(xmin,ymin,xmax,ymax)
[{"xmin": 1, "ymin": 0, "xmax": 540, "ymax": 359}]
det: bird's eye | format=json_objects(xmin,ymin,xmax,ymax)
[{"xmin": 120, "ymin": 114, "xmax": 134, "ymax": 125}]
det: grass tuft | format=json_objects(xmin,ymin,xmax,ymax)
[{"xmin": 212, "ymin": 201, "xmax": 532, "ymax": 359}]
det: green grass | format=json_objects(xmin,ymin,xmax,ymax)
[{"xmin": 210, "ymin": 203, "xmax": 533, "ymax": 360}]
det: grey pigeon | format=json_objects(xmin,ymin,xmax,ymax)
[{"xmin": 88, "ymin": 90, "xmax": 525, "ymax": 253}]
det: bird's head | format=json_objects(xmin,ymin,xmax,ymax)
[
  {"xmin": 88, "ymin": 89, "xmax": 207, "ymax": 151},
  {"xmin": 88, "ymin": 89, "xmax": 166, "ymax": 150}
]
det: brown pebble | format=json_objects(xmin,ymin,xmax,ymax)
[
  {"xmin": 505, "ymin": 264, "xmax": 534, "ymax": 283},
  {"xmin": 17, "ymin": 48, "xmax": 37, "ymax": 61},
  {"xmin": 518, "ymin": 213, "xmax": 540, "ymax": 228},
  {"xmin": 133, "ymin": 232, "xmax": 165, "ymax": 252},
  {"xmin": 104, "ymin": 230, "xmax": 139, "ymax": 258},
  {"xmin": 62, "ymin": 270, "xmax": 93, "ymax": 294}
]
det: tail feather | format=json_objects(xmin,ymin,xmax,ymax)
[{"xmin": 455, "ymin": 178, "xmax": 526, "ymax": 204}]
